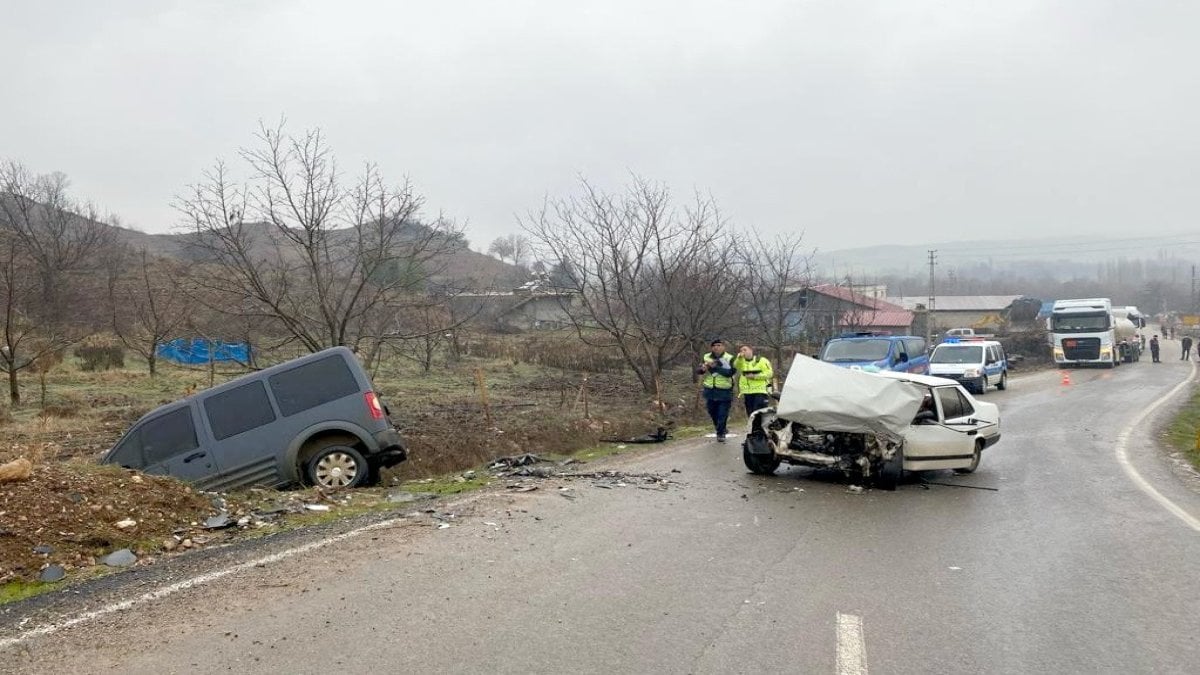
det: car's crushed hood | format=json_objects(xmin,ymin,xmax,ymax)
[{"xmin": 776, "ymin": 355, "xmax": 926, "ymax": 442}]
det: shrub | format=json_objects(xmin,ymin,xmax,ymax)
[{"xmin": 75, "ymin": 336, "xmax": 126, "ymax": 371}]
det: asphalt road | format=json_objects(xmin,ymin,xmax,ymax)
[{"xmin": 4, "ymin": 351, "xmax": 1200, "ymax": 674}]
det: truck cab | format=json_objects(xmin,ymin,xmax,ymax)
[
  {"xmin": 819, "ymin": 333, "xmax": 930, "ymax": 374},
  {"xmin": 1049, "ymin": 298, "xmax": 1120, "ymax": 367}
]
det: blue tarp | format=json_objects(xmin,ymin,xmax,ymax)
[{"xmin": 157, "ymin": 339, "xmax": 250, "ymax": 366}]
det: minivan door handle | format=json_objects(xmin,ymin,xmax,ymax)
[{"xmin": 183, "ymin": 451, "xmax": 207, "ymax": 463}]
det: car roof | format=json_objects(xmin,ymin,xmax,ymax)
[
  {"xmin": 828, "ymin": 335, "xmax": 922, "ymax": 341},
  {"xmin": 934, "ymin": 340, "xmax": 1001, "ymax": 348},
  {"xmin": 873, "ymin": 371, "xmax": 963, "ymax": 387}
]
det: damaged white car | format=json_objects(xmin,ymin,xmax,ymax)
[{"xmin": 742, "ymin": 355, "xmax": 1001, "ymax": 489}]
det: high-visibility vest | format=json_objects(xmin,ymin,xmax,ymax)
[
  {"xmin": 701, "ymin": 352, "xmax": 736, "ymax": 390},
  {"xmin": 734, "ymin": 355, "xmax": 773, "ymax": 395}
]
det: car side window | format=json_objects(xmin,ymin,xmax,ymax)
[
  {"xmin": 956, "ymin": 389, "xmax": 975, "ymax": 417},
  {"xmin": 269, "ymin": 354, "xmax": 361, "ymax": 417},
  {"xmin": 936, "ymin": 387, "xmax": 964, "ymax": 420},
  {"xmin": 140, "ymin": 408, "xmax": 199, "ymax": 465},
  {"xmin": 204, "ymin": 381, "xmax": 277, "ymax": 441}
]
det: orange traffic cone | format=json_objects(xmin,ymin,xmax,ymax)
[{"xmin": 1061, "ymin": 371, "xmax": 1071, "ymax": 386}]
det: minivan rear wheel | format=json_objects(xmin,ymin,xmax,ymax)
[{"xmin": 305, "ymin": 444, "xmax": 369, "ymax": 489}]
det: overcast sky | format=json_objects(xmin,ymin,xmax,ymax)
[{"xmin": 2, "ymin": 0, "xmax": 1197, "ymax": 254}]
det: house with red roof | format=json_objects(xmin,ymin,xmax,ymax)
[{"xmin": 786, "ymin": 284, "xmax": 915, "ymax": 342}]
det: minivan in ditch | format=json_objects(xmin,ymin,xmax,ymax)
[{"xmin": 102, "ymin": 347, "xmax": 406, "ymax": 491}]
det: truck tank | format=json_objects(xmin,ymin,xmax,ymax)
[{"xmin": 1112, "ymin": 313, "xmax": 1142, "ymax": 362}]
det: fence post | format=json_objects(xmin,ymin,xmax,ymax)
[
  {"xmin": 573, "ymin": 372, "xmax": 590, "ymax": 418},
  {"xmin": 475, "ymin": 368, "xmax": 492, "ymax": 427}
]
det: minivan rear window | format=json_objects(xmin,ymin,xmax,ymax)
[
  {"xmin": 269, "ymin": 354, "xmax": 360, "ymax": 417},
  {"xmin": 205, "ymin": 381, "xmax": 276, "ymax": 440}
]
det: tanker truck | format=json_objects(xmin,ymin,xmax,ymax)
[
  {"xmin": 1112, "ymin": 306, "xmax": 1146, "ymax": 363},
  {"xmin": 1050, "ymin": 298, "xmax": 1122, "ymax": 367}
]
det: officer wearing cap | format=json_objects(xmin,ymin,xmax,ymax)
[{"xmin": 698, "ymin": 339, "xmax": 736, "ymax": 442}]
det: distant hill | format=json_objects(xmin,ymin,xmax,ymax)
[
  {"xmin": 110, "ymin": 222, "xmax": 525, "ymax": 289},
  {"xmin": 814, "ymin": 232, "xmax": 1200, "ymax": 278}
]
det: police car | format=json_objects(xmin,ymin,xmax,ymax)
[{"xmin": 927, "ymin": 338, "xmax": 1008, "ymax": 394}]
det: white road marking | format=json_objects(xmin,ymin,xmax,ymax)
[
  {"xmin": 0, "ymin": 516, "xmax": 408, "ymax": 651},
  {"xmin": 835, "ymin": 612, "xmax": 869, "ymax": 675},
  {"xmin": 1114, "ymin": 359, "xmax": 1200, "ymax": 532}
]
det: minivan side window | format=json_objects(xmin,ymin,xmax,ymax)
[
  {"xmin": 205, "ymin": 381, "xmax": 277, "ymax": 441},
  {"xmin": 141, "ymin": 408, "xmax": 199, "ymax": 465},
  {"xmin": 269, "ymin": 354, "xmax": 360, "ymax": 417},
  {"xmin": 905, "ymin": 338, "xmax": 926, "ymax": 357}
]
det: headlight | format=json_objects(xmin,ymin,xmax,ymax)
[
  {"xmin": 963, "ymin": 368, "xmax": 980, "ymax": 377},
  {"xmin": 1100, "ymin": 347, "xmax": 1112, "ymax": 356},
  {"xmin": 1053, "ymin": 347, "xmax": 1064, "ymax": 357}
]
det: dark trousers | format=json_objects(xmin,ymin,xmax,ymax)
[
  {"xmin": 1184, "ymin": 344, "xmax": 1192, "ymax": 360},
  {"xmin": 743, "ymin": 393, "xmax": 770, "ymax": 417},
  {"xmin": 705, "ymin": 398, "xmax": 732, "ymax": 437},
  {"xmin": 1151, "ymin": 348, "xmax": 1160, "ymax": 362}
]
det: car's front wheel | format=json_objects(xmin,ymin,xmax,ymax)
[
  {"xmin": 977, "ymin": 376, "xmax": 988, "ymax": 395},
  {"xmin": 876, "ymin": 445, "xmax": 904, "ymax": 491},
  {"xmin": 305, "ymin": 443, "xmax": 370, "ymax": 489},
  {"xmin": 742, "ymin": 441, "xmax": 780, "ymax": 476}
]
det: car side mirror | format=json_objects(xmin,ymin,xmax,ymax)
[
  {"xmin": 899, "ymin": 353, "xmax": 909, "ymax": 363},
  {"xmin": 914, "ymin": 410, "xmax": 937, "ymax": 424}
]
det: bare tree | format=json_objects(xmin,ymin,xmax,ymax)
[
  {"xmin": 175, "ymin": 121, "xmax": 466, "ymax": 353},
  {"xmin": 738, "ymin": 231, "xmax": 813, "ymax": 367},
  {"xmin": 523, "ymin": 177, "xmax": 743, "ymax": 394},
  {"xmin": 0, "ymin": 161, "xmax": 116, "ymax": 405},
  {"xmin": 107, "ymin": 247, "xmax": 192, "ymax": 376},
  {"xmin": 487, "ymin": 233, "xmax": 532, "ymax": 269}
]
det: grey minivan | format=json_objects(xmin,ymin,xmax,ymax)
[{"xmin": 102, "ymin": 347, "xmax": 406, "ymax": 491}]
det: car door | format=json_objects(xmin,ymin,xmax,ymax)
[
  {"xmin": 905, "ymin": 338, "xmax": 930, "ymax": 374},
  {"xmin": 200, "ymin": 380, "xmax": 281, "ymax": 478},
  {"xmin": 903, "ymin": 386, "xmax": 977, "ymax": 462},
  {"xmin": 139, "ymin": 405, "xmax": 218, "ymax": 482},
  {"xmin": 983, "ymin": 346, "xmax": 1002, "ymax": 379}
]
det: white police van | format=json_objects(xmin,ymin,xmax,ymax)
[{"xmin": 927, "ymin": 339, "xmax": 1008, "ymax": 394}]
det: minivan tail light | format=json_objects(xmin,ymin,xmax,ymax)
[{"xmin": 364, "ymin": 392, "xmax": 385, "ymax": 420}]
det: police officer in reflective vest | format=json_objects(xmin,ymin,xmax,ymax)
[
  {"xmin": 733, "ymin": 344, "xmax": 774, "ymax": 416},
  {"xmin": 698, "ymin": 339, "xmax": 736, "ymax": 442}
]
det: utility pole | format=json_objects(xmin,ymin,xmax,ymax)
[
  {"xmin": 1192, "ymin": 264, "xmax": 1197, "ymax": 313},
  {"xmin": 926, "ymin": 250, "xmax": 937, "ymax": 345}
]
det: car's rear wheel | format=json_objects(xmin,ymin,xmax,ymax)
[
  {"xmin": 996, "ymin": 372, "xmax": 1008, "ymax": 390},
  {"xmin": 742, "ymin": 440, "xmax": 780, "ymax": 475},
  {"xmin": 876, "ymin": 446, "xmax": 904, "ymax": 491},
  {"xmin": 954, "ymin": 440, "xmax": 985, "ymax": 475},
  {"xmin": 305, "ymin": 443, "xmax": 370, "ymax": 489}
]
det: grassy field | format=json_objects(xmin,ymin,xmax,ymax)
[
  {"xmin": 1166, "ymin": 384, "xmax": 1200, "ymax": 471},
  {"xmin": 0, "ymin": 334, "xmax": 729, "ymax": 589},
  {"xmin": 0, "ymin": 334, "xmax": 715, "ymax": 477}
]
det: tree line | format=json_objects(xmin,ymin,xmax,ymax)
[{"xmin": 1, "ymin": 122, "xmax": 816, "ymax": 408}]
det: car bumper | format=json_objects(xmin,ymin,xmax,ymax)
[
  {"xmin": 371, "ymin": 428, "xmax": 408, "ymax": 467},
  {"xmin": 982, "ymin": 432, "xmax": 1001, "ymax": 449}
]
